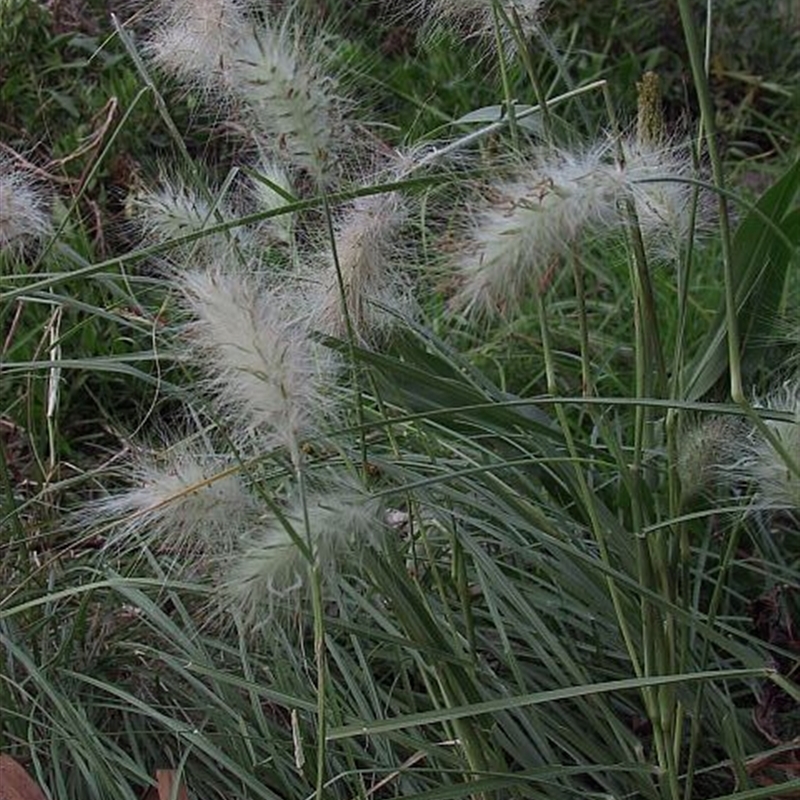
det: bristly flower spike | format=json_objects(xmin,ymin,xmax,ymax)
[
  {"xmin": 219, "ymin": 479, "xmax": 383, "ymax": 623},
  {"xmin": 741, "ymin": 381, "xmax": 800, "ymax": 509},
  {"xmin": 622, "ymin": 138, "xmax": 701, "ymax": 264},
  {"xmin": 452, "ymin": 137, "xmax": 704, "ymax": 315},
  {"xmin": 677, "ymin": 416, "xmax": 745, "ymax": 503},
  {"xmin": 95, "ymin": 440, "xmax": 259, "ymax": 558},
  {"xmin": 0, "ymin": 158, "xmax": 51, "ymax": 255},
  {"xmin": 145, "ymin": 0, "xmax": 247, "ymax": 91},
  {"xmin": 180, "ymin": 266, "xmax": 337, "ymax": 466},
  {"xmin": 230, "ymin": 15, "xmax": 344, "ymax": 185},
  {"xmin": 307, "ymin": 190, "xmax": 411, "ymax": 343},
  {"xmin": 144, "ymin": 3, "xmax": 349, "ymax": 185},
  {"xmin": 687, "ymin": 381, "xmax": 800, "ymax": 509},
  {"xmin": 129, "ymin": 176, "xmax": 244, "ymax": 261},
  {"xmin": 452, "ymin": 144, "xmax": 624, "ymax": 314}
]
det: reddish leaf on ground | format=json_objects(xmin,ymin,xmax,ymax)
[
  {"xmin": 0, "ymin": 755, "xmax": 48, "ymax": 800},
  {"xmin": 141, "ymin": 770, "xmax": 189, "ymax": 800}
]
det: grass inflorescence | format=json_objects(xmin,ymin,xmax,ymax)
[{"xmin": 1, "ymin": 1, "xmax": 799, "ymax": 799}]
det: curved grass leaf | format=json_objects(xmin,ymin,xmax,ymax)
[{"xmin": 328, "ymin": 667, "xmax": 768, "ymax": 740}]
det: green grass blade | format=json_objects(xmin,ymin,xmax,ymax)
[{"xmin": 328, "ymin": 668, "xmax": 768, "ymax": 740}]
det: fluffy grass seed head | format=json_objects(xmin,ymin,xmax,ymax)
[
  {"xmin": 452, "ymin": 145, "xmax": 624, "ymax": 314},
  {"xmin": 220, "ymin": 481, "xmax": 383, "ymax": 622},
  {"xmin": 306, "ymin": 190, "xmax": 411, "ymax": 343},
  {"xmin": 623, "ymin": 138, "xmax": 703, "ymax": 264},
  {"xmin": 740, "ymin": 382, "xmax": 800, "ymax": 509},
  {"xmin": 0, "ymin": 158, "xmax": 50, "ymax": 255},
  {"xmin": 145, "ymin": 0, "xmax": 247, "ymax": 91},
  {"xmin": 180, "ymin": 266, "xmax": 336, "ymax": 463},
  {"xmin": 95, "ymin": 440, "xmax": 258, "ymax": 559},
  {"xmin": 677, "ymin": 416, "xmax": 747, "ymax": 503},
  {"xmin": 129, "ymin": 176, "xmax": 244, "ymax": 261},
  {"xmin": 420, "ymin": 0, "xmax": 547, "ymax": 49},
  {"xmin": 230, "ymin": 18, "xmax": 343, "ymax": 185}
]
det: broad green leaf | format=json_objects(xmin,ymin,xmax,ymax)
[{"xmin": 685, "ymin": 158, "xmax": 800, "ymax": 401}]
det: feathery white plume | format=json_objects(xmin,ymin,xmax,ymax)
[
  {"xmin": 130, "ymin": 176, "xmax": 244, "ymax": 260},
  {"xmin": 677, "ymin": 416, "xmax": 746, "ymax": 502},
  {"xmin": 307, "ymin": 191, "xmax": 411, "ymax": 342},
  {"xmin": 230, "ymin": 19, "xmax": 342, "ymax": 184},
  {"xmin": 145, "ymin": 0, "xmax": 247, "ymax": 90},
  {"xmin": 623, "ymin": 139, "xmax": 701, "ymax": 263},
  {"xmin": 220, "ymin": 480, "xmax": 383, "ymax": 621},
  {"xmin": 0, "ymin": 158, "xmax": 50, "ymax": 254},
  {"xmin": 145, "ymin": 3, "xmax": 348, "ymax": 183},
  {"xmin": 740, "ymin": 382, "xmax": 800, "ymax": 508},
  {"xmin": 97, "ymin": 441, "xmax": 258, "ymax": 556},
  {"xmin": 180, "ymin": 267, "xmax": 336, "ymax": 462},
  {"xmin": 690, "ymin": 382, "xmax": 800, "ymax": 509},
  {"xmin": 452, "ymin": 144, "xmax": 624, "ymax": 314},
  {"xmin": 452, "ymin": 138, "xmax": 704, "ymax": 314}
]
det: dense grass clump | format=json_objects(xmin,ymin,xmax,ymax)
[{"xmin": 1, "ymin": 1, "xmax": 799, "ymax": 799}]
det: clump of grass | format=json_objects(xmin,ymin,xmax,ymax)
[{"xmin": 1, "ymin": 2, "xmax": 799, "ymax": 800}]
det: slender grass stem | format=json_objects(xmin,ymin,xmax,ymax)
[
  {"xmin": 675, "ymin": 0, "xmax": 741, "ymax": 403},
  {"xmin": 502, "ymin": 5, "xmax": 556, "ymax": 146},
  {"xmin": 320, "ymin": 193, "xmax": 369, "ymax": 478},
  {"xmin": 296, "ymin": 463, "xmax": 328, "ymax": 800},
  {"xmin": 491, "ymin": 2, "xmax": 519, "ymax": 150},
  {"xmin": 669, "ymin": 167, "xmax": 701, "ymax": 402},
  {"xmin": 683, "ymin": 517, "xmax": 746, "ymax": 800},
  {"xmin": 604, "ymin": 78, "xmax": 686, "ymax": 795},
  {"xmin": 602, "ymin": 83, "xmax": 667, "ymax": 395},
  {"xmin": 571, "ymin": 250, "xmax": 592, "ymax": 400},
  {"xmin": 666, "ymin": 409, "xmax": 691, "ymax": 776}
]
